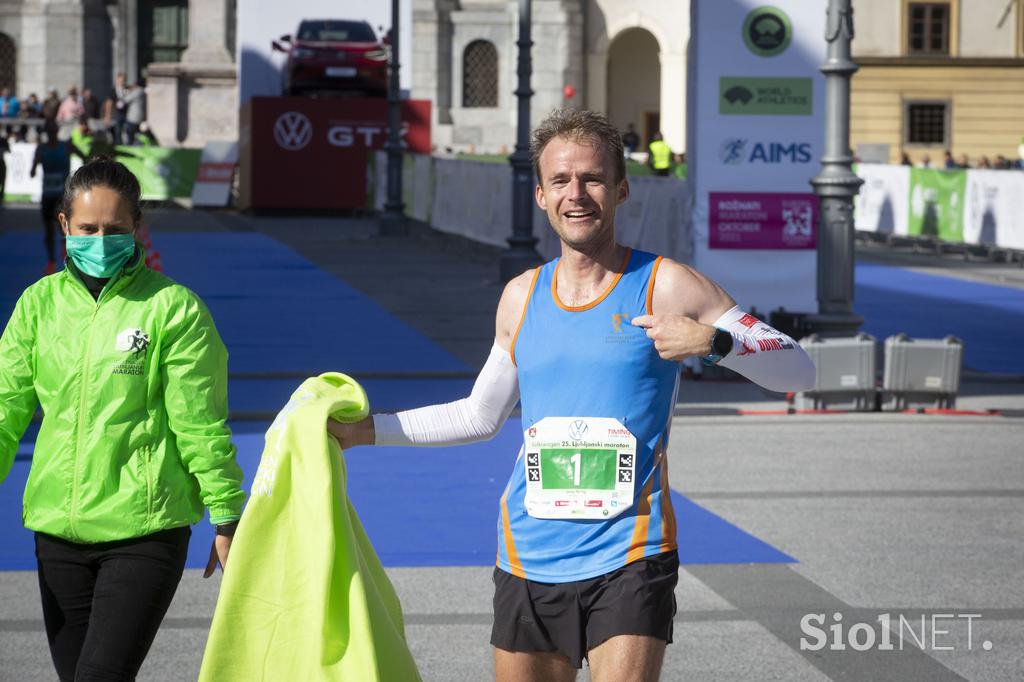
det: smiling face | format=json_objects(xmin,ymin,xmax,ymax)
[
  {"xmin": 534, "ymin": 136, "xmax": 629, "ymax": 252},
  {"xmin": 59, "ymin": 185, "xmax": 137, "ymax": 237}
]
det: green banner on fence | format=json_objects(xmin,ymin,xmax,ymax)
[
  {"xmin": 115, "ymin": 146, "xmax": 202, "ymax": 200},
  {"xmin": 907, "ymin": 168, "xmax": 966, "ymax": 242}
]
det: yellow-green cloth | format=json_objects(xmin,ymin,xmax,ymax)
[{"xmin": 199, "ymin": 373, "xmax": 421, "ymax": 681}]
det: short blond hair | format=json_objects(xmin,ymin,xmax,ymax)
[{"xmin": 530, "ymin": 109, "xmax": 626, "ymax": 184}]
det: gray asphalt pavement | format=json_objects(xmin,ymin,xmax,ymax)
[{"xmin": 1, "ymin": 207, "xmax": 1021, "ymax": 681}]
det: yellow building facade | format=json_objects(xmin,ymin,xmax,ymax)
[{"xmin": 851, "ymin": 0, "xmax": 1024, "ymax": 166}]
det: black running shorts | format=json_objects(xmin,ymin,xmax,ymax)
[{"xmin": 490, "ymin": 550, "xmax": 679, "ymax": 669}]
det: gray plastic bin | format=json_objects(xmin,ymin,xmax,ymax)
[
  {"xmin": 794, "ymin": 333, "xmax": 877, "ymax": 411},
  {"xmin": 881, "ymin": 334, "xmax": 963, "ymax": 410}
]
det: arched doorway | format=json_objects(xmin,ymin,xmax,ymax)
[
  {"xmin": 0, "ymin": 33, "xmax": 15, "ymax": 91},
  {"xmin": 606, "ymin": 28, "xmax": 660, "ymax": 151}
]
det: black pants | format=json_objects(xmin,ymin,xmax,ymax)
[{"xmin": 35, "ymin": 526, "xmax": 191, "ymax": 682}]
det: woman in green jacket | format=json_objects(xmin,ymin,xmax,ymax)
[{"xmin": 0, "ymin": 158, "xmax": 245, "ymax": 681}]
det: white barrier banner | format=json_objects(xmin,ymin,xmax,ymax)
[
  {"xmin": 192, "ymin": 141, "xmax": 238, "ymax": 207},
  {"xmin": 689, "ymin": 0, "xmax": 825, "ymax": 312},
  {"xmin": 430, "ymin": 157, "xmax": 519, "ymax": 248},
  {"xmin": 854, "ymin": 163, "xmax": 910, "ymax": 235},
  {"xmin": 428, "ymin": 157, "xmax": 693, "ymax": 264},
  {"xmin": 613, "ymin": 176, "xmax": 693, "ymax": 266},
  {"xmin": 963, "ymin": 170, "xmax": 1024, "ymax": 250},
  {"xmin": 3, "ymin": 142, "xmax": 42, "ymax": 202},
  {"xmin": 2, "ymin": 142, "xmax": 85, "ymax": 202}
]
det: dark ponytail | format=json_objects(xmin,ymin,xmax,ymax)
[{"xmin": 60, "ymin": 156, "xmax": 143, "ymax": 227}]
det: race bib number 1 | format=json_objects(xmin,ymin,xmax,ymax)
[{"xmin": 523, "ymin": 417, "xmax": 637, "ymax": 520}]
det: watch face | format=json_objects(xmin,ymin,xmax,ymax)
[{"xmin": 714, "ymin": 329, "xmax": 734, "ymax": 357}]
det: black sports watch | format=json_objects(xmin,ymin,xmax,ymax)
[{"xmin": 701, "ymin": 327, "xmax": 733, "ymax": 365}]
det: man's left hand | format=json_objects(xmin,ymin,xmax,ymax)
[
  {"xmin": 204, "ymin": 534, "xmax": 232, "ymax": 578},
  {"xmin": 632, "ymin": 314, "xmax": 715, "ymax": 362}
]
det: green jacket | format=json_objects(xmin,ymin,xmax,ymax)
[
  {"xmin": 200, "ymin": 374, "xmax": 421, "ymax": 681},
  {"xmin": 0, "ymin": 254, "xmax": 244, "ymax": 543}
]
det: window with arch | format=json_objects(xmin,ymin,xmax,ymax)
[
  {"xmin": 463, "ymin": 40, "xmax": 498, "ymax": 108},
  {"xmin": 0, "ymin": 33, "xmax": 15, "ymax": 92}
]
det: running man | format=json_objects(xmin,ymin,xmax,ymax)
[
  {"xmin": 329, "ymin": 109, "xmax": 815, "ymax": 681},
  {"xmin": 31, "ymin": 119, "xmax": 85, "ymax": 273}
]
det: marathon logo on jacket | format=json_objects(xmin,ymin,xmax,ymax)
[{"xmin": 111, "ymin": 328, "xmax": 150, "ymax": 375}]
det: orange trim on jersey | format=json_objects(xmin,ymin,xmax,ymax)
[
  {"xmin": 499, "ymin": 486, "xmax": 525, "ymax": 578},
  {"xmin": 658, "ymin": 450, "xmax": 678, "ymax": 554},
  {"xmin": 625, "ymin": 470, "xmax": 655, "ymax": 565},
  {"xmin": 551, "ymin": 247, "xmax": 632, "ymax": 313},
  {"xmin": 509, "ymin": 267, "xmax": 541, "ymax": 367},
  {"xmin": 645, "ymin": 256, "xmax": 664, "ymax": 316}
]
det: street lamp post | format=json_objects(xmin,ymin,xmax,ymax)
[
  {"xmin": 380, "ymin": 0, "xmax": 406, "ymax": 236},
  {"xmin": 500, "ymin": 0, "xmax": 542, "ymax": 282},
  {"xmin": 806, "ymin": 0, "xmax": 864, "ymax": 337}
]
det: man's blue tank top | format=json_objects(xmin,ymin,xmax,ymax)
[{"xmin": 499, "ymin": 248, "xmax": 680, "ymax": 582}]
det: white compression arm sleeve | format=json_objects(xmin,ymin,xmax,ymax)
[
  {"xmin": 372, "ymin": 343, "xmax": 520, "ymax": 446},
  {"xmin": 714, "ymin": 306, "xmax": 816, "ymax": 392}
]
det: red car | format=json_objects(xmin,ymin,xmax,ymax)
[{"xmin": 273, "ymin": 19, "xmax": 388, "ymax": 97}]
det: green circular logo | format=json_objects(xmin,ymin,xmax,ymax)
[{"xmin": 742, "ymin": 6, "xmax": 793, "ymax": 57}]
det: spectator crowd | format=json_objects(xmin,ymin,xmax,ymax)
[
  {"xmin": 0, "ymin": 73, "xmax": 148, "ymax": 146},
  {"xmin": 899, "ymin": 149, "xmax": 1022, "ymax": 170}
]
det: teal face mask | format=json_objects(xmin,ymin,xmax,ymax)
[{"xmin": 65, "ymin": 233, "xmax": 136, "ymax": 278}]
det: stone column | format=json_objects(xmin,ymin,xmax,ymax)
[
  {"xmin": 181, "ymin": 0, "xmax": 232, "ymax": 66},
  {"xmin": 659, "ymin": 51, "xmax": 686, "ymax": 152}
]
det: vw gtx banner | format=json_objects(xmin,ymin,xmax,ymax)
[
  {"xmin": 239, "ymin": 97, "xmax": 431, "ymax": 210},
  {"xmin": 688, "ymin": 0, "xmax": 826, "ymax": 312}
]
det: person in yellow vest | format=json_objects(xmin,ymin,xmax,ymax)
[{"xmin": 648, "ymin": 132, "xmax": 672, "ymax": 177}]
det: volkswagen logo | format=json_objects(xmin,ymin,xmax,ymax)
[
  {"xmin": 273, "ymin": 111, "xmax": 312, "ymax": 151},
  {"xmin": 568, "ymin": 420, "xmax": 589, "ymax": 441}
]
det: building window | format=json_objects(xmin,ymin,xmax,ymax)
[
  {"xmin": 463, "ymin": 40, "xmax": 498, "ymax": 108},
  {"xmin": 905, "ymin": 102, "xmax": 949, "ymax": 145},
  {"xmin": 138, "ymin": 0, "xmax": 189, "ymax": 77},
  {"xmin": 907, "ymin": 3, "xmax": 950, "ymax": 55}
]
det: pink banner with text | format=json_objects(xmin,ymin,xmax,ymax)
[{"xmin": 709, "ymin": 192, "xmax": 818, "ymax": 249}]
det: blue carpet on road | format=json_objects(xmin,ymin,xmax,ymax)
[
  {"xmin": 0, "ymin": 231, "xmax": 468, "ymax": 377},
  {"xmin": 1, "ymin": 420, "xmax": 793, "ymax": 570},
  {"xmin": 856, "ymin": 263, "xmax": 1024, "ymax": 373}
]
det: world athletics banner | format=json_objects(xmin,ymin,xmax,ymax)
[{"xmin": 688, "ymin": 0, "xmax": 826, "ymax": 313}]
